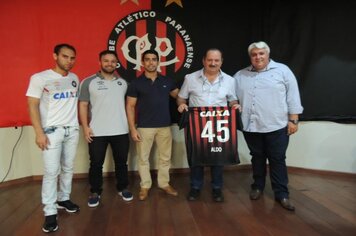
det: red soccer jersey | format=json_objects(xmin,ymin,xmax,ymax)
[{"xmin": 185, "ymin": 106, "xmax": 240, "ymax": 166}]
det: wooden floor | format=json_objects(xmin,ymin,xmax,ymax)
[{"xmin": 1, "ymin": 169, "xmax": 356, "ymax": 236}]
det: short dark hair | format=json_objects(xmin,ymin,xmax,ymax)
[
  {"xmin": 203, "ymin": 48, "xmax": 223, "ymax": 60},
  {"xmin": 141, "ymin": 49, "xmax": 159, "ymax": 61},
  {"xmin": 99, "ymin": 50, "xmax": 118, "ymax": 60},
  {"xmin": 54, "ymin": 43, "xmax": 76, "ymax": 55}
]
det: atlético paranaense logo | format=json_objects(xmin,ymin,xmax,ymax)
[{"xmin": 107, "ymin": 10, "xmax": 194, "ymax": 83}]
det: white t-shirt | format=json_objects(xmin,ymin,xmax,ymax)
[{"xmin": 26, "ymin": 69, "xmax": 79, "ymax": 127}]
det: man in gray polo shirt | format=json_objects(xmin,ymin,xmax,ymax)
[{"xmin": 79, "ymin": 50, "xmax": 133, "ymax": 207}]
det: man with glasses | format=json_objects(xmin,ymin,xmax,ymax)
[{"xmin": 177, "ymin": 48, "xmax": 238, "ymax": 202}]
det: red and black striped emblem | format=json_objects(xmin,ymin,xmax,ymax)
[{"xmin": 107, "ymin": 10, "xmax": 194, "ymax": 84}]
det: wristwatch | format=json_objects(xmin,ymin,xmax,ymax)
[{"xmin": 288, "ymin": 119, "xmax": 299, "ymax": 125}]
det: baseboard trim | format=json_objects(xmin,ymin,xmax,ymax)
[
  {"xmin": 1, "ymin": 165, "xmax": 355, "ymax": 188},
  {"xmin": 288, "ymin": 166, "xmax": 356, "ymax": 179}
]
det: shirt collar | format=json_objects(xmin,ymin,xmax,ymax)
[
  {"xmin": 198, "ymin": 68, "xmax": 224, "ymax": 82},
  {"xmin": 139, "ymin": 72, "xmax": 163, "ymax": 81},
  {"xmin": 249, "ymin": 59, "xmax": 278, "ymax": 72},
  {"xmin": 96, "ymin": 71, "xmax": 120, "ymax": 80}
]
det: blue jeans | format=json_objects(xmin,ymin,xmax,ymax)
[
  {"xmin": 190, "ymin": 166, "xmax": 224, "ymax": 190},
  {"xmin": 41, "ymin": 126, "xmax": 79, "ymax": 216},
  {"xmin": 243, "ymin": 127, "xmax": 290, "ymax": 200},
  {"xmin": 88, "ymin": 134, "xmax": 129, "ymax": 194}
]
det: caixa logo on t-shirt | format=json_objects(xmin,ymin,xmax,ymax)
[
  {"xmin": 200, "ymin": 110, "xmax": 231, "ymax": 117},
  {"xmin": 53, "ymin": 80, "xmax": 78, "ymax": 99},
  {"xmin": 53, "ymin": 91, "xmax": 78, "ymax": 99},
  {"xmin": 107, "ymin": 10, "xmax": 194, "ymax": 83}
]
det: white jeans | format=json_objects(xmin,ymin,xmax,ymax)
[{"xmin": 41, "ymin": 126, "xmax": 79, "ymax": 216}]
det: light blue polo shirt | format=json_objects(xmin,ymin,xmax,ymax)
[{"xmin": 178, "ymin": 69, "xmax": 237, "ymax": 107}]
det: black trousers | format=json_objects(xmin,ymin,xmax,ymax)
[
  {"xmin": 88, "ymin": 134, "xmax": 129, "ymax": 194},
  {"xmin": 243, "ymin": 127, "xmax": 290, "ymax": 200}
]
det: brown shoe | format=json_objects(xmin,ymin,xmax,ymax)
[
  {"xmin": 160, "ymin": 185, "xmax": 178, "ymax": 196},
  {"xmin": 139, "ymin": 188, "xmax": 149, "ymax": 201}
]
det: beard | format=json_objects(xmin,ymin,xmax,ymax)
[
  {"xmin": 101, "ymin": 66, "xmax": 116, "ymax": 74},
  {"xmin": 145, "ymin": 65, "xmax": 157, "ymax": 72},
  {"xmin": 57, "ymin": 62, "xmax": 73, "ymax": 72}
]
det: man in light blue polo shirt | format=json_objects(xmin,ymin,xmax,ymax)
[
  {"xmin": 233, "ymin": 41, "xmax": 303, "ymax": 211},
  {"xmin": 177, "ymin": 48, "xmax": 238, "ymax": 202}
]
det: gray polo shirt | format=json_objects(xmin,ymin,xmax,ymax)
[{"xmin": 79, "ymin": 72, "xmax": 128, "ymax": 136}]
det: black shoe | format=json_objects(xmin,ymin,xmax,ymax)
[
  {"xmin": 88, "ymin": 193, "xmax": 100, "ymax": 207},
  {"xmin": 276, "ymin": 198, "xmax": 295, "ymax": 211},
  {"xmin": 187, "ymin": 188, "xmax": 200, "ymax": 201},
  {"xmin": 212, "ymin": 188, "xmax": 224, "ymax": 202},
  {"xmin": 57, "ymin": 200, "xmax": 80, "ymax": 213},
  {"xmin": 42, "ymin": 214, "xmax": 58, "ymax": 233},
  {"xmin": 249, "ymin": 189, "xmax": 262, "ymax": 200}
]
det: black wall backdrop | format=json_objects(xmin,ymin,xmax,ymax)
[{"xmin": 153, "ymin": 0, "xmax": 356, "ymax": 122}]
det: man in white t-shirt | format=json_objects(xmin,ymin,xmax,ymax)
[
  {"xmin": 79, "ymin": 50, "xmax": 133, "ymax": 207},
  {"xmin": 26, "ymin": 43, "xmax": 80, "ymax": 233}
]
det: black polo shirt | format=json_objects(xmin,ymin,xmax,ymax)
[{"xmin": 127, "ymin": 74, "xmax": 177, "ymax": 128}]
